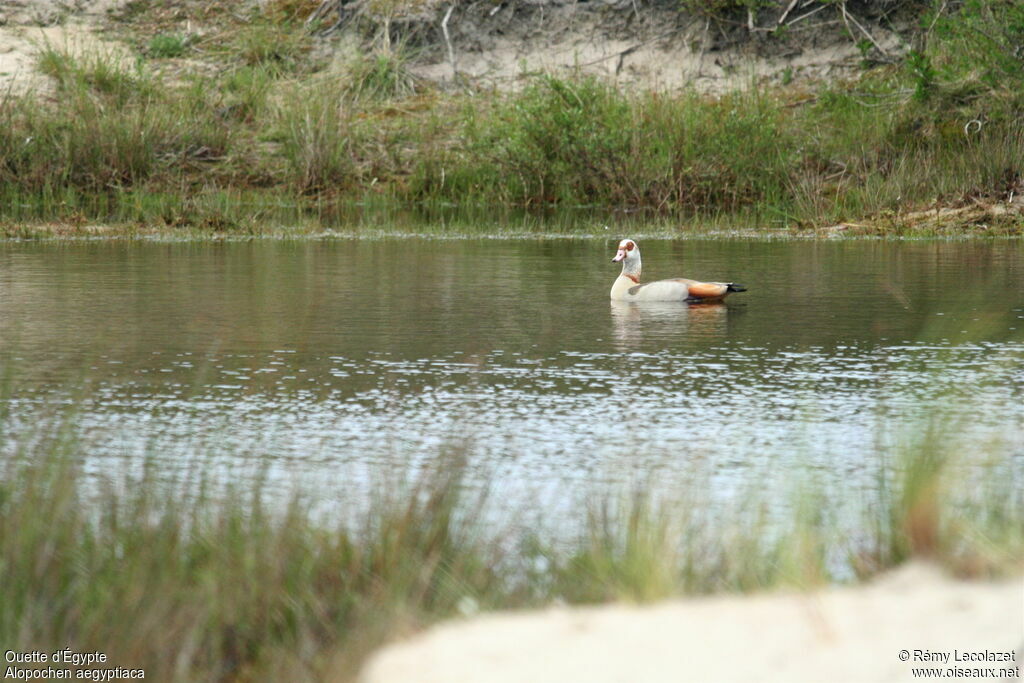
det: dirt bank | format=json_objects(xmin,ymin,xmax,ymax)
[
  {"xmin": 360, "ymin": 563, "xmax": 1023, "ymax": 683},
  {"xmin": 0, "ymin": 0, "xmax": 912, "ymax": 95},
  {"xmin": 0, "ymin": 0, "xmax": 126, "ymax": 94},
  {"xmin": 406, "ymin": 0, "xmax": 909, "ymax": 93}
]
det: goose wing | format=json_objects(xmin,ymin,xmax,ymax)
[
  {"xmin": 627, "ymin": 279, "xmax": 692, "ymax": 301},
  {"xmin": 628, "ymin": 279, "xmax": 734, "ymax": 301}
]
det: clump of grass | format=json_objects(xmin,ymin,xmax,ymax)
[
  {"xmin": 278, "ymin": 81, "xmax": 357, "ymax": 193},
  {"xmin": 545, "ymin": 477, "xmax": 839, "ymax": 602},
  {"xmin": 36, "ymin": 43, "xmax": 154, "ymax": 104},
  {"xmin": 343, "ymin": 50, "xmax": 418, "ymax": 101},
  {"xmin": 226, "ymin": 20, "xmax": 313, "ymax": 74},
  {"xmin": 221, "ymin": 64, "xmax": 278, "ymax": 122},
  {"xmin": 418, "ymin": 76, "xmax": 796, "ymax": 211},
  {"xmin": 261, "ymin": 0, "xmax": 323, "ymax": 24},
  {"xmin": 146, "ymin": 33, "xmax": 190, "ymax": 59},
  {"xmin": 0, "ymin": 437, "xmax": 507, "ymax": 681},
  {"xmin": 554, "ymin": 491, "xmax": 681, "ymax": 603},
  {"xmin": 1, "ymin": 46, "xmax": 229, "ymax": 196},
  {"xmin": 851, "ymin": 423, "xmax": 1023, "ymax": 578}
]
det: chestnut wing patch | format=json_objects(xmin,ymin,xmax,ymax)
[{"xmin": 684, "ymin": 282, "xmax": 729, "ymax": 299}]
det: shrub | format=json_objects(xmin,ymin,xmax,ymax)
[{"xmin": 423, "ymin": 77, "xmax": 795, "ymax": 211}]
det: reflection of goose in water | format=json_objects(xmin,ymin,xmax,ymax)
[
  {"xmin": 611, "ymin": 238, "xmax": 746, "ymax": 302},
  {"xmin": 610, "ymin": 299, "xmax": 732, "ymax": 348}
]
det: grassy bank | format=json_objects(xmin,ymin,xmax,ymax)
[
  {"xmin": 1, "ymin": 1, "xmax": 1022, "ymax": 236},
  {"xmin": 1, "ymin": 416, "xmax": 1020, "ymax": 681}
]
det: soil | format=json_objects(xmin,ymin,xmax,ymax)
[
  {"xmin": 360, "ymin": 563, "xmax": 1024, "ymax": 683},
  {"xmin": 0, "ymin": 0, "xmax": 912, "ymax": 95},
  {"xmin": 0, "ymin": 0, "xmax": 127, "ymax": 94},
  {"xmin": 407, "ymin": 0, "xmax": 909, "ymax": 93}
]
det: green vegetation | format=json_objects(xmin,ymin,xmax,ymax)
[
  {"xmin": 1, "ymin": 46, "xmax": 228, "ymax": 197},
  {"xmin": 342, "ymin": 50, "xmax": 419, "ymax": 102},
  {"xmin": 219, "ymin": 20, "xmax": 313, "ymax": 73},
  {"xmin": 427, "ymin": 78, "xmax": 795, "ymax": 210},
  {"xmin": 928, "ymin": 0, "xmax": 1024, "ymax": 90},
  {"xmin": 0, "ymin": 0, "xmax": 1022, "ymax": 234},
  {"xmin": 1, "ymin": 408, "xmax": 1020, "ymax": 681},
  {"xmin": 146, "ymin": 33, "xmax": 190, "ymax": 58}
]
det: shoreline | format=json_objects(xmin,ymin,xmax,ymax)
[{"xmin": 3, "ymin": 198, "xmax": 1022, "ymax": 241}]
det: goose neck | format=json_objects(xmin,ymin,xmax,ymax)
[{"xmin": 620, "ymin": 254, "xmax": 641, "ymax": 280}]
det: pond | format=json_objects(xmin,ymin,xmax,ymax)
[{"xmin": 1, "ymin": 236, "xmax": 1022, "ymax": 525}]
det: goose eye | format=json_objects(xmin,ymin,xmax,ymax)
[{"xmin": 626, "ymin": 242, "xmax": 635, "ymax": 251}]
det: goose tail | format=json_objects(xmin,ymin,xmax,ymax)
[{"xmin": 727, "ymin": 283, "xmax": 747, "ymax": 293}]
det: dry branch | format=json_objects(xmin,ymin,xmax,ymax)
[
  {"xmin": 777, "ymin": 0, "xmax": 800, "ymax": 26},
  {"xmin": 840, "ymin": 1, "xmax": 890, "ymax": 58}
]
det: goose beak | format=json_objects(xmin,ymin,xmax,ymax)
[{"xmin": 612, "ymin": 249, "xmax": 626, "ymax": 263}]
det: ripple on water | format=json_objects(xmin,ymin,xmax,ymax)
[{"xmin": 2, "ymin": 238, "xmax": 1022, "ymax": 525}]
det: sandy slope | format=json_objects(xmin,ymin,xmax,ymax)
[
  {"xmin": 0, "ymin": 0, "xmax": 905, "ymax": 97},
  {"xmin": 411, "ymin": 18, "xmax": 898, "ymax": 94},
  {"xmin": 0, "ymin": 0, "xmax": 126, "ymax": 95},
  {"xmin": 361, "ymin": 563, "xmax": 1023, "ymax": 683}
]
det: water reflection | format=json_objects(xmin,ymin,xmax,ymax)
[
  {"xmin": 610, "ymin": 300, "xmax": 733, "ymax": 349},
  {"xmin": 1, "ymin": 237, "xmax": 1021, "ymax": 524}
]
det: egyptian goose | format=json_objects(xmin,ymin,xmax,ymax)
[{"xmin": 610, "ymin": 238, "xmax": 746, "ymax": 302}]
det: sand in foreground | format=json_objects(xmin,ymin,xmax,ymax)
[{"xmin": 361, "ymin": 564, "xmax": 1023, "ymax": 683}]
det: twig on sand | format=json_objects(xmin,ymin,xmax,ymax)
[
  {"xmin": 922, "ymin": 0, "xmax": 948, "ymax": 50},
  {"xmin": 696, "ymin": 17, "xmax": 710, "ymax": 78},
  {"xmin": 786, "ymin": 3, "xmax": 828, "ymax": 27},
  {"xmin": 306, "ymin": 0, "xmax": 335, "ymax": 26},
  {"xmin": 441, "ymin": 4, "xmax": 457, "ymax": 80},
  {"xmin": 840, "ymin": 1, "xmax": 890, "ymax": 57},
  {"xmin": 778, "ymin": 0, "xmax": 802, "ymax": 26},
  {"xmin": 576, "ymin": 27, "xmax": 685, "ymax": 71}
]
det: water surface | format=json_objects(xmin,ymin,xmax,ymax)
[{"xmin": 2, "ymin": 238, "xmax": 1022, "ymax": 520}]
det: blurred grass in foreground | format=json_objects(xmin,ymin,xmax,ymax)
[{"xmin": 1, "ymin": 410, "xmax": 1020, "ymax": 682}]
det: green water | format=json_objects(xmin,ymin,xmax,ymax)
[{"xmin": 1, "ymin": 236, "xmax": 1022, "ymax": 516}]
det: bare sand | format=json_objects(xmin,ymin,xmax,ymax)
[
  {"xmin": 412, "ymin": 26, "xmax": 894, "ymax": 95},
  {"xmin": 0, "ymin": 0, "xmax": 127, "ymax": 95},
  {"xmin": 0, "ymin": 0, "xmax": 904, "ymax": 97},
  {"xmin": 361, "ymin": 563, "xmax": 1023, "ymax": 683}
]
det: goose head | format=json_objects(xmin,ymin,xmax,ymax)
[
  {"xmin": 611, "ymin": 238, "xmax": 637, "ymax": 263},
  {"xmin": 612, "ymin": 238, "xmax": 641, "ymax": 279}
]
